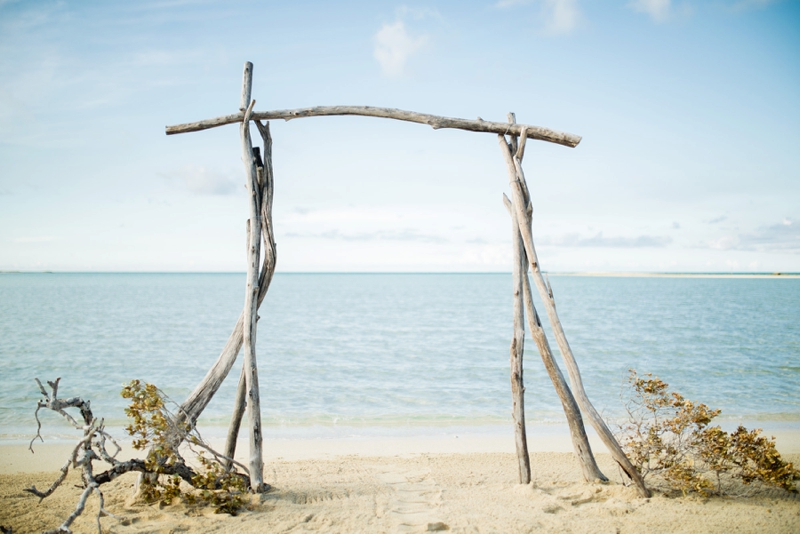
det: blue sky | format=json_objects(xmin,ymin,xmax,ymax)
[{"xmin": 0, "ymin": 0, "xmax": 798, "ymax": 272}]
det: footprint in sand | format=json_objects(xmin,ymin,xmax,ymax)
[{"xmin": 375, "ymin": 466, "xmax": 449, "ymax": 533}]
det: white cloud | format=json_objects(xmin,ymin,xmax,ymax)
[
  {"xmin": 628, "ymin": 0, "xmax": 672, "ymax": 22},
  {"xmin": 12, "ymin": 236, "xmax": 54, "ymax": 243},
  {"xmin": 163, "ymin": 165, "xmax": 240, "ymax": 195},
  {"xmin": 542, "ymin": 0, "xmax": 581, "ymax": 34},
  {"xmin": 395, "ymin": 5, "xmax": 442, "ymax": 20},
  {"xmin": 495, "ymin": 0, "xmax": 582, "ymax": 35},
  {"xmin": 702, "ymin": 217, "xmax": 800, "ymax": 253},
  {"xmin": 373, "ymin": 20, "xmax": 428, "ymax": 77},
  {"xmin": 542, "ymin": 231, "xmax": 673, "ymax": 247},
  {"xmin": 286, "ymin": 228, "xmax": 448, "ymax": 244}
]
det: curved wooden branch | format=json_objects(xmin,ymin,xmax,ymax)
[{"xmin": 165, "ymin": 105, "xmax": 581, "ymax": 148}]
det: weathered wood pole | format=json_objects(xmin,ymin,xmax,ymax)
[
  {"xmin": 499, "ymin": 131, "xmax": 651, "ymax": 497},
  {"xmin": 503, "ymin": 195, "xmax": 606, "ymax": 483},
  {"xmin": 240, "ymin": 61, "xmax": 265, "ymax": 491},
  {"xmin": 254, "ymin": 119, "xmax": 277, "ymax": 281},
  {"xmin": 224, "ymin": 120, "xmax": 277, "ymax": 471},
  {"xmin": 222, "ymin": 218, "xmax": 255, "ymax": 470},
  {"xmin": 166, "ymin": 106, "xmax": 582, "ymax": 148},
  {"xmin": 506, "ymin": 113, "xmax": 531, "ymax": 485},
  {"xmin": 509, "ymin": 194, "xmax": 531, "ymax": 484},
  {"xmin": 224, "ymin": 365, "xmax": 248, "ymax": 471},
  {"xmin": 176, "ymin": 126, "xmax": 277, "ymax": 433}
]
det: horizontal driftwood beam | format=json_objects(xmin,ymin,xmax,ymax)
[{"xmin": 165, "ymin": 105, "xmax": 581, "ymax": 148}]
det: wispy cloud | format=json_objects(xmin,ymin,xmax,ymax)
[
  {"xmin": 707, "ymin": 215, "xmax": 728, "ymax": 224},
  {"xmin": 705, "ymin": 218, "xmax": 800, "ymax": 253},
  {"xmin": 395, "ymin": 5, "xmax": 442, "ymax": 20},
  {"xmin": 373, "ymin": 19, "xmax": 428, "ymax": 77},
  {"xmin": 495, "ymin": 0, "xmax": 582, "ymax": 35},
  {"xmin": 162, "ymin": 165, "xmax": 240, "ymax": 195},
  {"xmin": 286, "ymin": 228, "xmax": 448, "ymax": 244},
  {"xmin": 628, "ymin": 0, "xmax": 672, "ymax": 23},
  {"xmin": 543, "ymin": 232, "xmax": 673, "ymax": 247},
  {"xmin": 542, "ymin": 0, "xmax": 581, "ymax": 34},
  {"xmin": 13, "ymin": 236, "xmax": 54, "ymax": 243}
]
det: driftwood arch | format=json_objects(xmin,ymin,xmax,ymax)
[{"xmin": 166, "ymin": 62, "xmax": 651, "ymax": 498}]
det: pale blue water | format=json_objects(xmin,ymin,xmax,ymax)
[{"xmin": 0, "ymin": 273, "xmax": 798, "ymax": 441}]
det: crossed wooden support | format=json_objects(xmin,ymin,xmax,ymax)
[{"xmin": 165, "ymin": 61, "xmax": 650, "ymax": 498}]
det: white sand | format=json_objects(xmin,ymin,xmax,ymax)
[{"xmin": 2, "ymin": 430, "xmax": 799, "ymax": 533}]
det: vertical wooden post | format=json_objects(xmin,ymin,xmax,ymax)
[
  {"xmin": 176, "ymin": 124, "xmax": 278, "ymax": 436},
  {"xmin": 240, "ymin": 61, "xmax": 265, "ymax": 491},
  {"xmin": 509, "ymin": 196, "xmax": 531, "ymax": 484},
  {"xmin": 240, "ymin": 62, "xmax": 253, "ymax": 112},
  {"xmin": 499, "ymin": 130, "xmax": 651, "ymax": 497},
  {"xmin": 503, "ymin": 196, "xmax": 605, "ymax": 483},
  {"xmin": 224, "ymin": 120, "xmax": 278, "ymax": 475}
]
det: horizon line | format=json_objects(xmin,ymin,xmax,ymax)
[{"xmin": 1, "ymin": 270, "xmax": 798, "ymax": 277}]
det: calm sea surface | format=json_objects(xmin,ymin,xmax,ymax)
[{"xmin": 1, "ymin": 273, "xmax": 798, "ymax": 441}]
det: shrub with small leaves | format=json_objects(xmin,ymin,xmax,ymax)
[
  {"xmin": 617, "ymin": 370, "xmax": 798, "ymax": 496},
  {"xmin": 121, "ymin": 380, "xmax": 250, "ymax": 513},
  {"xmin": 190, "ymin": 451, "xmax": 248, "ymax": 514}
]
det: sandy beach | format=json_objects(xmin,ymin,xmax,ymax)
[{"xmin": 2, "ymin": 431, "xmax": 799, "ymax": 534}]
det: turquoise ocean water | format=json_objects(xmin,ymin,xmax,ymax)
[{"xmin": 0, "ymin": 273, "xmax": 798, "ymax": 441}]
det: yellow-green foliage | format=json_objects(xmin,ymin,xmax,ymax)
[
  {"xmin": 189, "ymin": 452, "xmax": 248, "ymax": 514},
  {"xmin": 618, "ymin": 370, "xmax": 798, "ymax": 496},
  {"xmin": 121, "ymin": 380, "xmax": 247, "ymax": 513},
  {"xmin": 122, "ymin": 380, "xmax": 183, "ymax": 462}
]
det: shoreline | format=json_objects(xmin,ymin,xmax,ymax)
[{"xmin": 4, "ymin": 422, "xmax": 799, "ymax": 475}]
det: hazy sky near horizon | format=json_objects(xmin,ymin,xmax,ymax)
[{"xmin": 1, "ymin": 0, "xmax": 798, "ymax": 272}]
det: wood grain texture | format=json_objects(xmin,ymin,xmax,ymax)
[
  {"xmin": 223, "ymin": 366, "xmax": 247, "ymax": 471},
  {"xmin": 508, "ymin": 194, "xmax": 531, "ymax": 485},
  {"xmin": 502, "ymin": 195, "xmax": 605, "ymax": 483},
  {"xmin": 239, "ymin": 62, "xmax": 253, "ymax": 112},
  {"xmin": 176, "ymin": 127, "xmax": 278, "ymax": 432},
  {"xmin": 241, "ymin": 93, "xmax": 265, "ymax": 491},
  {"xmin": 499, "ymin": 136, "xmax": 651, "ymax": 498},
  {"xmin": 165, "ymin": 105, "xmax": 581, "ymax": 148}
]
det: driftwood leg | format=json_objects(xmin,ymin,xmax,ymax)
[
  {"xmin": 240, "ymin": 61, "xmax": 265, "ymax": 492},
  {"xmin": 224, "ymin": 366, "xmax": 247, "ymax": 470},
  {"xmin": 174, "ymin": 85, "xmax": 278, "ymax": 473},
  {"xmin": 509, "ymin": 195, "xmax": 531, "ymax": 484},
  {"xmin": 176, "ymin": 237, "xmax": 275, "ymax": 430},
  {"xmin": 503, "ymin": 197, "xmax": 606, "ymax": 483},
  {"xmin": 499, "ymin": 133, "xmax": 651, "ymax": 497}
]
